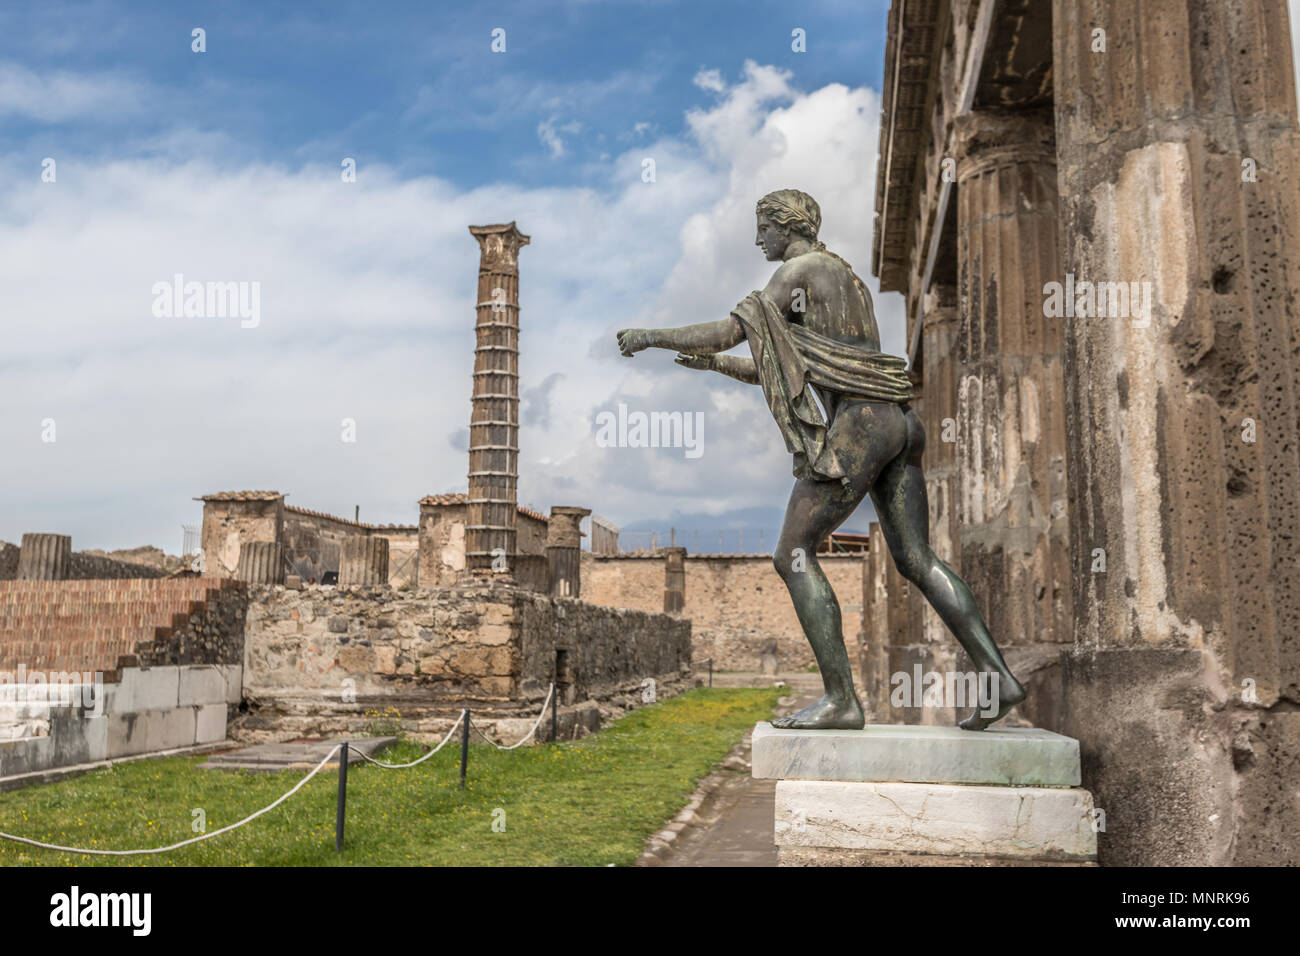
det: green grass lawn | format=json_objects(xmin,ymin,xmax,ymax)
[{"xmin": 0, "ymin": 686, "xmax": 780, "ymax": 867}]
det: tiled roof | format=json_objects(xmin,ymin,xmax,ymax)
[
  {"xmin": 419, "ymin": 493, "xmax": 470, "ymax": 506},
  {"xmin": 283, "ymin": 504, "xmax": 415, "ymax": 532},
  {"xmin": 420, "ymin": 493, "xmax": 550, "ymax": 523},
  {"xmin": 195, "ymin": 490, "xmax": 284, "ymax": 502}
]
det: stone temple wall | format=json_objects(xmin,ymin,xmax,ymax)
[{"xmin": 236, "ymin": 581, "xmax": 691, "ymax": 740}]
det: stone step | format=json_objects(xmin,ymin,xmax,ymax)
[{"xmin": 199, "ymin": 736, "xmax": 399, "ymax": 772}]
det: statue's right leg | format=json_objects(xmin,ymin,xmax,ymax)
[
  {"xmin": 770, "ymin": 400, "xmax": 905, "ymax": 730},
  {"xmin": 869, "ymin": 409, "xmax": 1026, "ymax": 730}
]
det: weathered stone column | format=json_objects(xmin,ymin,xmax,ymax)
[
  {"xmin": 466, "ymin": 222, "xmax": 529, "ymax": 575},
  {"xmin": 340, "ymin": 535, "xmax": 388, "ymax": 587},
  {"xmin": 859, "ymin": 524, "xmax": 888, "ymax": 718},
  {"xmin": 919, "ymin": 285, "xmax": 962, "ymax": 594},
  {"xmin": 954, "ymin": 107, "xmax": 1072, "ymax": 673},
  {"xmin": 890, "ymin": 285, "xmax": 965, "ymax": 725},
  {"xmin": 17, "ymin": 533, "xmax": 71, "ymax": 580},
  {"xmin": 545, "ymin": 506, "xmax": 590, "ymax": 598},
  {"xmin": 878, "ymin": 530, "xmax": 920, "ymax": 723},
  {"xmin": 236, "ymin": 541, "xmax": 283, "ymax": 585},
  {"xmin": 663, "ymin": 547, "xmax": 686, "ymax": 613},
  {"xmin": 1053, "ymin": 0, "xmax": 1300, "ymax": 865}
]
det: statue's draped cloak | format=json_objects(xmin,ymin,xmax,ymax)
[{"xmin": 731, "ymin": 290, "xmax": 914, "ymax": 484}]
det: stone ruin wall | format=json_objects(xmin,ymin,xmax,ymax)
[
  {"xmin": 580, "ymin": 552, "xmax": 863, "ymax": 673},
  {"xmin": 237, "ymin": 581, "xmax": 692, "ymax": 742},
  {"xmin": 200, "ymin": 497, "xmax": 283, "ymax": 578},
  {"xmin": 418, "ymin": 498, "xmax": 549, "ymax": 590},
  {"xmin": 200, "ymin": 494, "xmax": 422, "ymax": 587},
  {"xmin": 0, "ymin": 540, "xmax": 167, "ymax": 582}
]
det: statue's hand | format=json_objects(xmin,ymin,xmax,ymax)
[
  {"xmin": 674, "ymin": 352, "xmax": 713, "ymax": 371},
  {"xmin": 616, "ymin": 328, "xmax": 651, "ymax": 357}
]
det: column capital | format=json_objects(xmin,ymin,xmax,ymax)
[
  {"xmin": 953, "ymin": 108, "xmax": 1055, "ymax": 181},
  {"xmin": 469, "ymin": 222, "xmax": 530, "ymax": 274}
]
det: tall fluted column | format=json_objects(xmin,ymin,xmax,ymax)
[
  {"xmin": 891, "ymin": 286, "xmax": 965, "ymax": 725},
  {"xmin": 236, "ymin": 541, "xmax": 283, "ymax": 585},
  {"xmin": 340, "ymin": 535, "xmax": 389, "ymax": 587},
  {"xmin": 466, "ymin": 222, "xmax": 530, "ymax": 574},
  {"xmin": 546, "ymin": 506, "xmax": 590, "ymax": 598},
  {"xmin": 663, "ymin": 547, "xmax": 686, "ymax": 613},
  {"xmin": 954, "ymin": 108, "xmax": 1072, "ymax": 664},
  {"xmin": 1054, "ymin": 0, "xmax": 1300, "ymax": 865},
  {"xmin": 17, "ymin": 533, "xmax": 71, "ymax": 581},
  {"xmin": 860, "ymin": 524, "xmax": 888, "ymax": 720}
]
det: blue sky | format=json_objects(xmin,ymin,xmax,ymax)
[
  {"xmin": 2, "ymin": 1, "xmax": 888, "ymax": 187},
  {"xmin": 0, "ymin": 1, "xmax": 903, "ymax": 556}
]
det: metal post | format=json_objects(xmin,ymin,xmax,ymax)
[
  {"xmin": 458, "ymin": 709, "xmax": 470, "ymax": 790},
  {"xmin": 708, "ymin": 659, "xmax": 713, "ymax": 688},
  {"xmin": 550, "ymin": 682, "xmax": 558, "ymax": 742},
  {"xmin": 335, "ymin": 741, "xmax": 348, "ymax": 853}
]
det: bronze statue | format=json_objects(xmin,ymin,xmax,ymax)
[{"xmin": 616, "ymin": 188, "xmax": 1025, "ymax": 730}]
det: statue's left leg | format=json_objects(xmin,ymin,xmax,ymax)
[{"xmin": 770, "ymin": 401, "xmax": 905, "ymax": 730}]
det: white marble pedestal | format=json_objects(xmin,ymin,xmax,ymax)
[{"xmin": 752, "ymin": 722, "xmax": 1098, "ymax": 866}]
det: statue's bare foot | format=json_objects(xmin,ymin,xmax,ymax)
[
  {"xmin": 771, "ymin": 695, "xmax": 865, "ymax": 730},
  {"xmin": 957, "ymin": 677, "xmax": 1027, "ymax": 731}
]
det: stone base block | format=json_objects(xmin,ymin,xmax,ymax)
[
  {"xmin": 195, "ymin": 704, "xmax": 228, "ymax": 744},
  {"xmin": 115, "ymin": 667, "xmax": 181, "ymax": 713},
  {"xmin": 775, "ymin": 780, "xmax": 1097, "ymax": 862},
  {"xmin": 179, "ymin": 666, "xmax": 228, "ymax": 707},
  {"xmin": 753, "ymin": 722, "xmax": 1081, "ymax": 786}
]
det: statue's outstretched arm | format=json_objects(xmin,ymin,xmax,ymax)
[
  {"xmin": 617, "ymin": 316, "xmax": 744, "ymax": 357},
  {"xmin": 675, "ymin": 352, "xmax": 759, "ymax": 384}
]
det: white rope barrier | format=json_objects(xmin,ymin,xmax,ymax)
[
  {"xmin": 471, "ymin": 683, "xmax": 556, "ymax": 751},
  {"xmin": 349, "ymin": 709, "xmax": 467, "ymax": 768},
  {"xmin": 2, "ymin": 685, "xmax": 558, "ymax": 855},
  {"xmin": 0, "ymin": 744, "xmax": 342, "ymax": 856}
]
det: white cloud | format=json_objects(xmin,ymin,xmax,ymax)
[
  {"xmin": 692, "ymin": 68, "xmax": 726, "ymax": 93},
  {"xmin": 0, "ymin": 61, "xmax": 150, "ymax": 122},
  {"xmin": 0, "ymin": 63, "xmax": 897, "ymax": 549},
  {"xmin": 537, "ymin": 116, "xmax": 582, "ymax": 157}
]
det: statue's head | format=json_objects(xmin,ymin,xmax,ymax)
[{"xmin": 755, "ymin": 189, "xmax": 821, "ymax": 261}]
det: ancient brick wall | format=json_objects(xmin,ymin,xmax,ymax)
[
  {"xmin": 0, "ymin": 578, "xmax": 246, "ymax": 678},
  {"xmin": 580, "ymin": 552, "xmax": 864, "ymax": 672}
]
